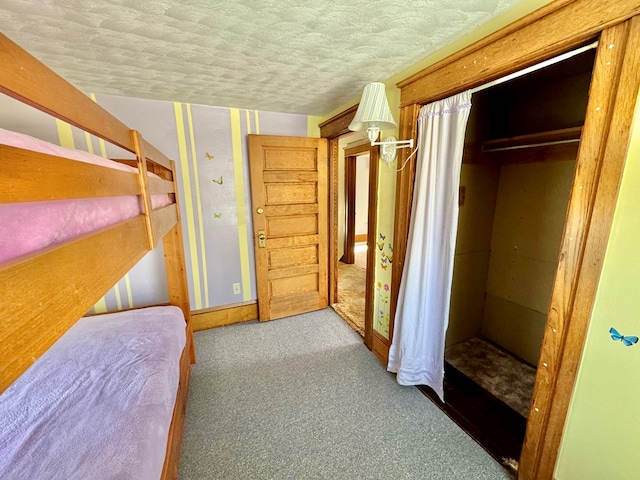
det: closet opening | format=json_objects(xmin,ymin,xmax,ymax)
[{"xmin": 417, "ymin": 44, "xmax": 597, "ymax": 468}]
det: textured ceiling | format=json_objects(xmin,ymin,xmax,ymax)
[{"xmin": 0, "ymin": 0, "xmax": 528, "ymax": 116}]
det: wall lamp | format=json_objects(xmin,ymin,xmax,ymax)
[{"xmin": 348, "ymin": 82, "xmax": 414, "ymax": 163}]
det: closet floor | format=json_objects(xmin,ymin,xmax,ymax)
[
  {"xmin": 417, "ymin": 337, "xmax": 536, "ymax": 470},
  {"xmin": 445, "ymin": 337, "xmax": 536, "ymax": 417}
]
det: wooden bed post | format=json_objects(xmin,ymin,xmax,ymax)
[{"xmin": 163, "ymin": 160, "xmax": 194, "ymax": 363}]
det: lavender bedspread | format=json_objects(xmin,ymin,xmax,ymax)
[
  {"xmin": 0, "ymin": 128, "xmax": 172, "ymax": 263},
  {"xmin": 0, "ymin": 306, "xmax": 186, "ymax": 480}
]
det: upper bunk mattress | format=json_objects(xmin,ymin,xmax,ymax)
[
  {"xmin": 0, "ymin": 305, "xmax": 186, "ymax": 480},
  {"xmin": 0, "ymin": 128, "xmax": 172, "ymax": 263}
]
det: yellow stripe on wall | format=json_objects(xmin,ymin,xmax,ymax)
[
  {"xmin": 113, "ymin": 283, "xmax": 123, "ymax": 311},
  {"xmin": 174, "ymin": 102, "xmax": 203, "ymax": 309},
  {"xmin": 186, "ymin": 104, "xmax": 210, "ymax": 308},
  {"xmin": 230, "ymin": 109, "xmax": 251, "ymax": 301},
  {"xmin": 90, "ymin": 94, "xmax": 108, "ymax": 158},
  {"xmin": 55, "ymin": 119, "xmax": 75, "ymax": 149},
  {"xmin": 124, "ymin": 274, "xmax": 134, "ymax": 308},
  {"xmin": 84, "ymin": 132, "xmax": 94, "ymax": 155},
  {"xmin": 254, "ymin": 110, "xmax": 260, "ymax": 134}
]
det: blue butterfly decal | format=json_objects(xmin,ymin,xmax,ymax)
[
  {"xmin": 379, "ymin": 233, "xmax": 386, "ymax": 240},
  {"xmin": 609, "ymin": 327, "xmax": 638, "ymax": 346}
]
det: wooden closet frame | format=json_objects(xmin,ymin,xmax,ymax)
[
  {"xmin": 390, "ymin": 2, "xmax": 640, "ymax": 479},
  {"xmin": 0, "ymin": 33, "xmax": 193, "ymax": 480}
]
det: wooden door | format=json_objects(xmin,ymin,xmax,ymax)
[{"xmin": 248, "ymin": 135, "xmax": 328, "ymax": 321}]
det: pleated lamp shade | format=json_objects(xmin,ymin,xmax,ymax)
[{"xmin": 348, "ymin": 82, "xmax": 397, "ymax": 132}]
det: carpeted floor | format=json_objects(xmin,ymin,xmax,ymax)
[
  {"xmin": 178, "ymin": 309, "xmax": 513, "ymax": 480},
  {"xmin": 445, "ymin": 337, "xmax": 536, "ymax": 418}
]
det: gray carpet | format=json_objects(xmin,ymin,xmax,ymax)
[{"xmin": 178, "ymin": 309, "xmax": 512, "ymax": 480}]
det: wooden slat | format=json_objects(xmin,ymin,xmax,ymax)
[
  {"xmin": 132, "ymin": 130, "xmax": 155, "ymax": 249},
  {"xmin": 143, "ymin": 138, "xmax": 173, "ymax": 171},
  {"xmin": 398, "ymin": 0, "xmax": 640, "ymax": 106},
  {"xmin": 1, "ymin": 145, "xmax": 139, "ymax": 202},
  {"xmin": 163, "ymin": 218, "xmax": 192, "ymax": 325},
  {"xmin": 148, "ymin": 176, "xmax": 176, "ymax": 195},
  {"xmin": 0, "ymin": 216, "xmax": 149, "ymax": 393},
  {"xmin": 152, "ymin": 204, "xmax": 179, "ymax": 243},
  {"xmin": 0, "ymin": 33, "xmax": 134, "ymax": 152},
  {"xmin": 521, "ymin": 18, "xmax": 640, "ymax": 480}
]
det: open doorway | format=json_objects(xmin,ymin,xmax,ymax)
[{"xmin": 332, "ymin": 142, "xmax": 371, "ymax": 336}]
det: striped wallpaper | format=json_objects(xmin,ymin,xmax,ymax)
[{"xmin": 0, "ymin": 93, "xmax": 309, "ymax": 314}]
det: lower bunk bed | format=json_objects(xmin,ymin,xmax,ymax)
[{"xmin": 0, "ymin": 306, "xmax": 192, "ymax": 480}]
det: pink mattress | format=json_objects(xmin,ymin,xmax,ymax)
[
  {"xmin": 0, "ymin": 305, "xmax": 186, "ymax": 480},
  {"xmin": 0, "ymin": 128, "xmax": 172, "ymax": 263}
]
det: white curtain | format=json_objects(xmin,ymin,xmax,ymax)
[{"xmin": 387, "ymin": 91, "xmax": 472, "ymax": 401}]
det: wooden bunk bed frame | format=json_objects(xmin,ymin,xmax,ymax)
[{"xmin": 0, "ymin": 33, "xmax": 194, "ymax": 480}]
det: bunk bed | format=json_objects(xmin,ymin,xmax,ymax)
[{"xmin": 0, "ymin": 33, "xmax": 194, "ymax": 480}]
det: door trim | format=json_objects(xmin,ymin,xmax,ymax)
[
  {"xmin": 320, "ymin": 114, "xmax": 379, "ymax": 348},
  {"xmin": 392, "ymin": 3, "xmax": 640, "ymax": 479}
]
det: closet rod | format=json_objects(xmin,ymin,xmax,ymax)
[
  {"xmin": 469, "ymin": 41, "xmax": 599, "ymax": 95},
  {"xmin": 482, "ymin": 138, "xmax": 580, "ymax": 153}
]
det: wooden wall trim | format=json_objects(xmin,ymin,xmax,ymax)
[
  {"xmin": 364, "ymin": 144, "xmax": 380, "ymax": 351},
  {"xmin": 191, "ymin": 301, "xmax": 258, "ymax": 331},
  {"xmin": 328, "ymin": 138, "xmax": 339, "ymax": 304},
  {"xmin": 522, "ymin": 17, "xmax": 640, "ymax": 479},
  {"xmin": 343, "ymin": 155, "xmax": 356, "ymax": 264},
  {"xmin": 398, "ymin": 0, "xmax": 640, "ymax": 107},
  {"xmin": 389, "ymin": 104, "xmax": 421, "ymax": 349},
  {"xmin": 319, "ymin": 104, "xmax": 358, "ymax": 139}
]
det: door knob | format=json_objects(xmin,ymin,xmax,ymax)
[{"xmin": 258, "ymin": 230, "xmax": 266, "ymax": 248}]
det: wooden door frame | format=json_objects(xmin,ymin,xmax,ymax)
[
  {"xmin": 319, "ymin": 109, "xmax": 379, "ymax": 349},
  {"xmin": 390, "ymin": 2, "xmax": 640, "ymax": 479},
  {"xmin": 343, "ymin": 153, "xmax": 356, "ymax": 264}
]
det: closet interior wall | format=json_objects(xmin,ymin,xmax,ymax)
[{"xmin": 446, "ymin": 49, "xmax": 596, "ymax": 367}]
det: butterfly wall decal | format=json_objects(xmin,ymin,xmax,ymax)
[
  {"xmin": 212, "ymin": 176, "xmax": 223, "ymax": 185},
  {"xmin": 213, "ymin": 213, "xmax": 222, "ymax": 219},
  {"xmin": 205, "ymin": 152, "xmax": 214, "ymax": 160},
  {"xmin": 609, "ymin": 327, "xmax": 638, "ymax": 346},
  {"xmin": 379, "ymin": 233, "xmax": 386, "ymax": 240},
  {"xmin": 376, "ymin": 241, "xmax": 384, "ymax": 251}
]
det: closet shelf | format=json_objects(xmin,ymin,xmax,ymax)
[{"xmin": 481, "ymin": 126, "xmax": 582, "ymax": 153}]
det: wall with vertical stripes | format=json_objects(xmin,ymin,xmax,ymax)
[{"xmin": 0, "ymin": 93, "xmax": 309, "ymax": 313}]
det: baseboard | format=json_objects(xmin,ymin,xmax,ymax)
[
  {"xmin": 371, "ymin": 330, "xmax": 390, "ymax": 365},
  {"xmin": 191, "ymin": 301, "xmax": 258, "ymax": 331}
]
